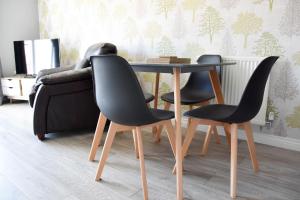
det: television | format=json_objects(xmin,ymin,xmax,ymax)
[{"xmin": 14, "ymin": 38, "xmax": 60, "ymax": 76}]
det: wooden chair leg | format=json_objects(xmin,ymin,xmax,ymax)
[
  {"xmin": 152, "ymin": 126, "xmax": 158, "ymax": 137},
  {"xmin": 132, "ymin": 129, "xmax": 139, "ymax": 159},
  {"xmin": 243, "ymin": 122, "xmax": 259, "ymax": 172},
  {"xmin": 230, "ymin": 124, "xmax": 238, "ymax": 199},
  {"xmin": 172, "ymin": 118, "xmax": 198, "ymax": 174},
  {"xmin": 155, "ymin": 102, "xmax": 171, "ymax": 142},
  {"xmin": 224, "ymin": 124, "xmax": 231, "ymax": 147},
  {"xmin": 95, "ymin": 123, "xmax": 117, "ymax": 181},
  {"xmin": 212, "ymin": 126, "xmax": 221, "ymax": 144},
  {"xmin": 201, "ymin": 125, "xmax": 214, "ymax": 155},
  {"xmin": 164, "ymin": 120, "xmax": 176, "ymax": 157},
  {"xmin": 182, "ymin": 119, "xmax": 199, "ymax": 157},
  {"xmin": 187, "ymin": 105, "xmax": 193, "ymax": 127},
  {"xmin": 89, "ymin": 113, "xmax": 107, "ymax": 161},
  {"xmin": 136, "ymin": 127, "xmax": 149, "ymax": 200}
]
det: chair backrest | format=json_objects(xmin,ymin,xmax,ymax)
[
  {"xmin": 91, "ymin": 55, "xmax": 157, "ymax": 126},
  {"xmin": 182, "ymin": 55, "xmax": 222, "ymax": 93},
  {"xmin": 228, "ymin": 56, "xmax": 279, "ymax": 123}
]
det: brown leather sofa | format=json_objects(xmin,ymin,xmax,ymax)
[{"xmin": 30, "ymin": 43, "xmax": 117, "ymax": 140}]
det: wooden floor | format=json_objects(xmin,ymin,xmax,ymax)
[{"xmin": 0, "ymin": 102, "xmax": 300, "ymax": 200}]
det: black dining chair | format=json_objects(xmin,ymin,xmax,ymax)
[
  {"xmin": 157, "ymin": 55, "xmax": 224, "ymax": 143},
  {"xmin": 90, "ymin": 55, "xmax": 176, "ymax": 200},
  {"xmin": 88, "ymin": 76, "xmax": 154, "ymax": 162},
  {"xmin": 179, "ymin": 56, "xmax": 279, "ymax": 198},
  {"xmin": 144, "ymin": 93, "xmax": 154, "ymax": 103}
]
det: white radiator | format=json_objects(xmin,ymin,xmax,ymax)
[{"xmin": 221, "ymin": 57, "xmax": 268, "ymax": 125}]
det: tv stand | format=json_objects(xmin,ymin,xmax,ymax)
[
  {"xmin": 24, "ymin": 74, "xmax": 37, "ymax": 78},
  {"xmin": 1, "ymin": 74, "xmax": 36, "ymax": 102}
]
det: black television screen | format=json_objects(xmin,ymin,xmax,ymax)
[{"xmin": 14, "ymin": 38, "xmax": 60, "ymax": 75}]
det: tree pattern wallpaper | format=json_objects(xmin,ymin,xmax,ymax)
[{"xmin": 38, "ymin": 0, "xmax": 300, "ymax": 139}]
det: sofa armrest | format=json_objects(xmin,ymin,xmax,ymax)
[
  {"xmin": 36, "ymin": 65, "xmax": 75, "ymax": 81},
  {"xmin": 32, "ymin": 78, "xmax": 95, "ymax": 135},
  {"xmin": 29, "ymin": 67, "xmax": 91, "ymax": 107},
  {"xmin": 40, "ymin": 68, "xmax": 92, "ymax": 85}
]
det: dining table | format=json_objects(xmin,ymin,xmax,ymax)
[{"xmin": 131, "ymin": 61, "xmax": 236, "ymax": 200}]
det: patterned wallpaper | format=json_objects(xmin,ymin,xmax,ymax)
[{"xmin": 38, "ymin": 0, "xmax": 300, "ymax": 139}]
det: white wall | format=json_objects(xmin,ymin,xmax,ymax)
[{"xmin": 0, "ymin": 0, "xmax": 39, "ymax": 76}]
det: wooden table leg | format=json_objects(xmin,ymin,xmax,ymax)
[
  {"xmin": 209, "ymin": 69, "xmax": 231, "ymax": 145},
  {"xmin": 230, "ymin": 123, "xmax": 238, "ymax": 198},
  {"xmin": 153, "ymin": 72, "xmax": 160, "ymax": 109},
  {"xmin": 152, "ymin": 72, "xmax": 160, "ymax": 136},
  {"xmin": 173, "ymin": 68, "xmax": 183, "ymax": 200}
]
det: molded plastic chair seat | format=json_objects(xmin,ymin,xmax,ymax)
[
  {"xmin": 150, "ymin": 108, "xmax": 175, "ymax": 121},
  {"xmin": 184, "ymin": 104, "xmax": 238, "ymax": 123},
  {"xmin": 161, "ymin": 89, "xmax": 215, "ymax": 105},
  {"xmin": 144, "ymin": 93, "xmax": 154, "ymax": 103}
]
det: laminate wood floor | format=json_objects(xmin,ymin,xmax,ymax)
[{"xmin": 0, "ymin": 102, "xmax": 299, "ymax": 200}]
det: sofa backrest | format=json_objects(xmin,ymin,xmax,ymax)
[{"xmin": 75, "ymin": 43, "xmax": 117, "ymax": 69}]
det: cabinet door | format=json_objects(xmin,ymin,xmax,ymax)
[
  {"xmin": 21, "ymin": 79, "xmax": 35, "ymax": 97},
  {"xmin": 1, "ymin": 78, "xmax": 20, "ymax": 88},
  {"xmin": 2, "ymin": 86, "xmax": 21, "ymax": 96},
  {"xmin": 1, "ymin": 78, "xmax": 22, "ymax": 97}
]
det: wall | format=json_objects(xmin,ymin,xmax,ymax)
[
  {"xmin": 0, "ymin": 0, "xmax": 40, "ymax": 76},
  {"xmin": 38, "ymin": 0, "xmax": 300, "ymax": 142}
]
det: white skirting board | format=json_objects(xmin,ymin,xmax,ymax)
[{"xmin": 180, "ymin": 118, "xmax": 300, "ymax": 152}]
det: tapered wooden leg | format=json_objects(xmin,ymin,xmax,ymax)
[
  {"xmin": 155, "ymin": 102, "xmax": 171, "ymax": 142},
  {"xmin": 132, "ymin": 129, "xmax": 139, "ymax": 159},
  {"xmin": 95, "ymin": 123, "xmax": 117, "ymax": 181},
  {"xmin": 224, "ymin": 124, "xmax": 231, "ymax": 147},
  {"xmin": 187, "ymin": 105, "xmax": 193, "ymax": 126},
  {"xmin": 153, "ymin": 72, "xmax": 160, "ymax": 110},
  {"xmin": 173, "ymin": 68, "xmax": 183, "ymax": 200},
  {"xmin": 201, "ymin": 125, "xmax": 214, "ymax": 155},
  {"xmin": 212, "ymin": 126, "xmax": 221, "ymax": 144},
  {"xmin": 164, "ymin": 102, "xmax": 172, "ymax": 110},
  {"xmin": 152, "ymin": 72, "xmax": 161, "ymax": 137},
  {"xmin": 230, "ymin": 124, "xmax": 238, "ymax": 199},
  {"xmin": 164, "ymin": 120, "xmax": 176, "ymax": 157},
  {"xmin": 136, "ymin": 127, "xmax": 148, "ymax": 200},
  {"xmin": 182, "ymin": 119, "xmax": 198, "ymax": 157},
  {"xmin": 172, "ymin": 118, "xmax": 198, "ymax": 174},
  {"xmin": 89, "ymin": 113, "xmax": 107, "ymax": 161},
  {"xmin": 209, "ymin": 69, "xmax": 224, "ymax": 103},
  {"xmin": 243, "ymin": 122, "xmax": 259, "ymax": 172}
]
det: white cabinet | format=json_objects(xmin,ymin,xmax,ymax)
[{"xmin": 1, "ymin": 75, "xmax": 35, "ymax": 101}]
